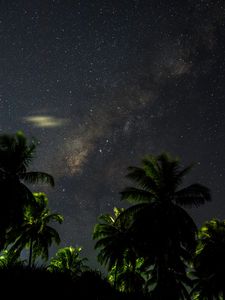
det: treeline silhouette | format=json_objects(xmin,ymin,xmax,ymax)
[{"xmin": 0, "ymin": 131, "xmax": 224, "ymax": 299}]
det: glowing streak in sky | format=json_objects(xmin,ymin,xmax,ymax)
[{"xmin": 23, "ymin": 115, "xmax": 69, "ymax": 128}]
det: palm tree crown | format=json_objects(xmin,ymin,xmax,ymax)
[
  {"xmin": 93, "ymin": 207, "xmax": 137, "ymax": 289},
  {"xmin": 120, "ymin": 153, "xmax": 211, "ymax": 252},
  {"xmin": 7, "ymin": 192, "xmax": 63, "ymax": 267},
  {"xmin": 0, "ymin": 131, "xmax": 54, "ymax": 248},
  {"xmin": 93, "ymin": 208, "xmax": 133, "ymax": 270},
  {"xmin": 48, "ymin": 246, "xmax": 88, "ymax": 278},
  {"xmin": 121, "ymin": 153, "xmax": 210, "ymax": 207}
]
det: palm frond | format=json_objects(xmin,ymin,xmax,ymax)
[
  {"xmin": 120, "ymin": 187, "xmax": 155, "ymax": 203},
  {"xmin": 44, "ymin": 226, "xmax": 61, "ymax": 245},
  {"xmin": 0, "ymin": 134, "xmax": 15, "ymax": 151},
  {"xmin": 117, "ymin": 203, "xmax": 148, "ymax": 223},
  {"xmin": 174, "ymin": 184, "xmax": 211, "ymax": 207},
  {"xmin": 97, "ymin": 214, "xmax": 115, "ymax": 225},
  {"xmin": 126, "ymin": 166, "xmax": 158, "ymax": 192},
  {"xmin": 20, "ymin": 172, "xmax": 55, "ymax": 187},
  {"xmin": 93, "ymin": 226, "xmax": 116, "ymax": 240},
  {"xmin": 45, "ymin": 213, "xmax": 63, "ymax": 224},
  {"xmin": 177, "ymin": 163, "xmax": 194, "ymax": 180},
  {"xmin": 19, "ymin": 182, "xmax": 36, "ymax": 203},
  {"xmin": 173, "ymin": 163, "xmax": 194, "ymax": 190},
  {"xmin": 142, "ymin": 155, "xmax": 160, "ymax": 180}
]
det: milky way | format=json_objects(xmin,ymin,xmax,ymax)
[{"xmin": 0, "ymin": 0, "xmax": 225, "ymax": 265}]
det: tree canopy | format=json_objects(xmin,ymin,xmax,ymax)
[
  {"xmin": 0, "ymin": 131, "xmax": 223, "ymax": 299},
  {"xmin": 0, "ymin": 131, "xmax": 54, "ymax": 249}
]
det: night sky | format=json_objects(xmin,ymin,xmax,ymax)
[{"xmin": 0, "ymin": 0, "xmax": 225, "ymax": 265}]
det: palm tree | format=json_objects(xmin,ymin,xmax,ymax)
[
  {"xmin": 191, "ymin": 219, "xmax": 225, "ymax": 299},
  {"xmin": 0, "ymin": 250, "xmax": 24, "ymax": 268},
  {"xmin": 108, "ymin": 257, "xmax": 145, "ymax": 294},
  {"xmin": 48, "ymin": 246, "xmax": 88, "ymax": 278},
  {"xmin": 147, "ymin": 266, "xmax": 192, "ymax": 300},
  {"xmin": 0, "ymin": 131, "xmax": 54, "ymax": 248},
  {"xmin": 93, "ymin": 207, "xmax": 137, "ymax": 289},
  {"xmin": 120, "ymin": 153, "xmax": 211, "ymax": 298},
  {"xmin": 7, "ymin": 192, "xmax": 63, "ymax": 267}
]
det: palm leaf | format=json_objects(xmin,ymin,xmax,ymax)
[
  {"xmin": 117, "ymin": 203, "xmax": 148, "ymax": 223},
  {"xmin": 97, "ymin": 214, "xmax": 115, "ymax": 224},
  {"xmin": 20, "ymin": 172, "xmax": 55, "ymax": 187},
  {"xmin": 126, "ymin": 166, "xmax": 158, "ymax": 192},
  {"xmin": 44, "ymin": 226, "xmax": 61, "ymax": 245},
  {"xmin": 45, "ymin": 213, "xmax": 64, "ymax": 224},
  {"xmin": 120, "ymin": 187, "xmax": 155, "ymax": 203},
  {"xmin": 142, "ymin": 155, "xmax": 160, "ymax": 180},
  {"xmin": 174, "ymin": 184, "xmax": 211, "ymax": 207}
]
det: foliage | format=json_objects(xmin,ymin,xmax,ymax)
[
  {"xmin": 108, "ymin": 257, "xmax": 145, "ymax": 293},
  {"xmin": 119, "ymin": 153, "xmax": 211, "ymax": 298},
  {"xmin": 0, "ymin": 131, "xmax": 54, "ymax": 249},
  {"xmin": 48, "ymin": 246, "xmax": 89, "ymax": 278},
  {"xmin": 93, "ymin": 207, "xmax": 137, "ymax": 289},
  {"xmin": 0, "ymin": 132, "xmax": 219, "ymax": 299},
  {"xmin": 191, "ymin": 219, "xmax": 225, "ymax": 299},
  {"xmin": 7, "ymin": 192, "xmax": 63, "ymax": 266},
  {"xmin": 0, "ymin": 250, "xmax": 24, "ymax": 268}
]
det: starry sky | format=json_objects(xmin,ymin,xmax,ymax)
[{"xmin": 0, "ymin": 0, "xmax": 225, "ymax": 265}]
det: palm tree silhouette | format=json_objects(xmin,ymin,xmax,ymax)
[
  {"xmin": 7, "ymin": 192, "xmax": 63, "ymax": 267},
  {"xmin": 148, "ymin": 266, "xmax": 192, "ymax": 300},
  {"xmin": 120, "ymin": 153, "xmax": 211, "ymax": 297},
  {"xmin": 93, "ymin": 207, "xmax": 137, "ymax": 290},
  {"xmin": 191, "ymin": 219, "xmax": 225, "ymax": 299},
  {"xmin": 0, "ymin": 131, "xmax": 54, "ymax": 249},
  {"xmin": 48, "ymin": 246, "xmax": 88, "ymax": 278}
]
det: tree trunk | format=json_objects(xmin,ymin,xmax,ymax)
[{"xmin": 28, "ymin": 238, "xmax": 33, "ymax": 267}]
